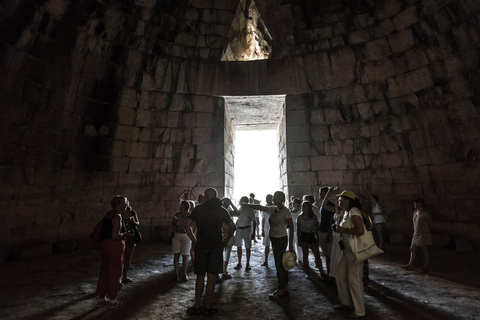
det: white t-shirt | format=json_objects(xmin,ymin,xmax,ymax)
[
  {"xmin": 372, "ymin": 203, "xmax": 385, "ymax": 223},
  {"xmin": 267, "ymin": 206, "xmax": 292, "ymax": 238},
  {"xmin": 236, "ymin": 206, "xmax": 255, "ymax": 228},
  {"xmin": 340, "ymin": 207, "xmax": 363, "ymax": 243}
]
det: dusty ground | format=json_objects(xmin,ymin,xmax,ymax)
[{"xmin": 1, "ymin": 240, "xmax": 479, "ymax": 320}]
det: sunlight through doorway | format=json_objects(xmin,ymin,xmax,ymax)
[{"xmin": 233, "ymin": 130, "xmax": 279, "ymax": 204}]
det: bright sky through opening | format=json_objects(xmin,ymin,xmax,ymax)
[{"xmin": 233, "ymin": 130, "xmax": 279, "ymax": 205}]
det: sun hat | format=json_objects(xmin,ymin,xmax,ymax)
[
  {"xmin": 336, "ymin": 190, "xmax": 357, "ymax": 200},
  {"xmin": 282, "ymin": 250, "xmax": 297, "ymax": 271}
]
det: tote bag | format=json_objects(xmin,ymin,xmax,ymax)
[{"xmin": 348, "ymin": 225, "xmax": 384, "ymax": 261}]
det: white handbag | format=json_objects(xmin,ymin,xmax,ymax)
[{"xmin": 348, "ymin": 225, "xmax": 384, "ymax": 261}]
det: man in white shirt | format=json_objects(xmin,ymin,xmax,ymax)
[{"xmin": 234, "ymin": 196, "xmax": 256, "ymax": 271}]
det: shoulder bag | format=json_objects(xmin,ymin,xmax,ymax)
[{"xmin": 348, "ymin": 224, "xmax": 384, "ymax": 261}]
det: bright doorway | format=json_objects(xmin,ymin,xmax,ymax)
[{"xmin": 233, "ymin": 130, "xmax": 279, "ymax": 204}]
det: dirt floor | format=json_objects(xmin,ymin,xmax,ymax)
[{"xmin": 0, "ymin": 240, "xmax": 479, "ymax": 320}]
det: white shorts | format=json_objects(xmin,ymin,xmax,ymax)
[
  {"xmin": 234, "ymin": 227, "xmax": 252, "ymax": 248},
  {"xmin": 172, "ymin": 232, "xmax": 191, "ymax": 255},
  {"xmin": 318, "ymin": 231, "xmax": 332, "ymax": 257}
]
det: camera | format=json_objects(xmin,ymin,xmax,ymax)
[{"xmin": 338, "ymin": 239, "xmax": 345, "ymax": 251}]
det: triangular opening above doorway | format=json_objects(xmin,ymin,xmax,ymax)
[{"xmin": 221, "ymin": 0, "xmax": 272, "ymax": 61}]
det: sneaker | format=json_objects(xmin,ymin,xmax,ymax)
[
  {"xmin": 96, "ymin": 298, "xmax": 108, "ymax": 307},
  {"xmin": 261, "ymin": 262, "xmax": 268, "ymax": 267},
  {"xmin": 109, "ymin": 301, "xmax": 123, "ymax": 309},
  {"xmin": 215, "ymin": 274, "xmax": 223, "ymax": 283},
  {"xmin": 222, "ymin": 272, "xmax": 232, "ymax": 278},
  {"xmin": 183, "ymin": 275, "xmax": 189, "ymax": 281}
]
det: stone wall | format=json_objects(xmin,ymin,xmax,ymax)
[
  {"xmin": 0, "ymin": 0, "xmax": 227, "ymax": 248},
  {"xmin": 1, "ymin": 0, "xmax": 479, "ymax": 250},
  {"xmin": 224, "ymin": 101, "xmax": 235, "ymax": 199}
]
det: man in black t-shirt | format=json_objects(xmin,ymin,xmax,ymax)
[{"xmin": 185, "ymin": 188, "xmax": 236, "ymax": 315}]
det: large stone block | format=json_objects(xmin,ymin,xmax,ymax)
[
  {"xmin": 129, "ymin": 158, "xmax": 153, "ymax": 172},
  {"xmin": 355, "ymin": 168, "xmax": 393, "ymax": 185},
  {"xmin": 363, "ymin": 58, "xmax": 396, "ymax": 83},
  {"xmin": 392, "ymin": 5, "xmax": 420, "ymax": 31},
  {"xmin": 287, "ymin": 171, "xmax": 317, "ymax": 186},
  {"xmin": 371, "ymin": 152, "xmax": 409, "ymax": 168},
  {"xmin": 325, "ymin": 139, "xmax": 354, "ymax": 155},
  {"xmin": 317, "ymin": 170, "xmax": 354, "ymax": 185},
  {"xmin": 362, "ymin": 37, "xmax": 391, "ymax": 61},
  {"xmin": 447, "ymin": 99, "xmax": 477, "ymax": 121},
  {"xmin": 286, "ymin": 142, "xmax": 313, "ymax": 157},
  {"xmin": 115, "ymin": 125, "xmax": 141, "ymax": 141},
  {"xmin": 287, "ymin": 157, "xmax": 310, "ymax": 172},
  {"xmin": 404, "ymin": 66, "xmax": 434, "ymax": 93},
  {"xmin": 311, "ymin": 156, "xmax": 334, "ymax": 171},
  {"xmin": 330, "ymin": 122, "xmax": 362, "ymax": 140}
]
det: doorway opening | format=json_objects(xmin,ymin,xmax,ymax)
[
  {"xmin": 224, "ymin": 95, "xmax": 285, "ymax": 205},
  {"xmin": 233, "ymin": 130, "xmax": 279, "ymax": 203}
]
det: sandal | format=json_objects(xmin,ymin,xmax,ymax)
[
  {"xmin": 245, "ymin": 265, "xmax": 251, "ymax": 271},
  {"xmin": 234, "ymin": 264, "xmax": 242, "ymax": 270},
  {"xmin": 204, "ymin": 306, "xmax": 218, "ymax": 316},
  {"xmin": 187, "ymin": 305, "xmax": 202, "ymax": 315},
  {"xmin": 122, "ymin": 278, "xmax": 133, "ymax": 283},
  {"xmin": 261, "ymin": 262, "xmax": 268, "ymax": 267},
  {"xmin": 401, "ymin": 265, "xmax": 413, "ymax": 271}
]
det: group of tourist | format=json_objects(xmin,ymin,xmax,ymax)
[{"xmin": 93, "ymin": 186, "xmax": 432, "ymax": 318}]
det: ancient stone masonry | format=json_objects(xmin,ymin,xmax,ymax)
[
  {"xmin": 221, "ymin": 0, "xmax": 272, "ymax": 61},
  {"xmin": 0, "ymin": 0, "xmax": 479, "ymax": 253}
]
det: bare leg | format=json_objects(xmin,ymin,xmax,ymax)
[
  {"xmin": 310, "ymin": 243, "xmax": 326, "ymax": 278},
  {"xmin": 205, "ymin": 273, "xmax": 216, "ymax": 309},
  {"xmin": 376, "ymin": 225, "xmax": 385, "ymax": 250},
  {"xmin": 194, "ymin": 273, "xmax": 205, "ymax": 308},
  {"xmin": 190, "ymin": 248, "xmax": 195, "ymax": 266},
  {"xmin": 406, "ymin": 245, "xmax": 417, "ymax": 266},
  {"xmin": 174, "ymin": 253, "xmax": 181, "ymax": 278},
  {"xmin": 264, "ymin": 246, "xmax": 270, "ymax": 264},
  {"xmin": 122, "ymin": 246, "xmax": 134, "ymax": 280},
  {"xmin": 246, "ymin": 248, "xmax": 251, "ymax": 267},
  {"xmin": 182, "ymin": 254, "xmax": 189, "ymax": 277},
  {"xmin": 237, "ymin": 246, "xmax": 242, "ymax": 266},
  {"xmin": 300, "ymin": 242, "xmax": 310, "ymax": 276}
]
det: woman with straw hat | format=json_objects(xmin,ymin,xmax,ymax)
[{"xmin": 332, "ymin": 190, "xmax": 366, "ymax": 319}]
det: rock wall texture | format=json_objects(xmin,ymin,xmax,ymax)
[{"xmin": 0, "ymin": 0, "xmax": 479, "ymax": 250}]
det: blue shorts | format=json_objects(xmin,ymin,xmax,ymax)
[{"xmin": 194, "ymin": 247, "xmax": 223, "ymax": 275}]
